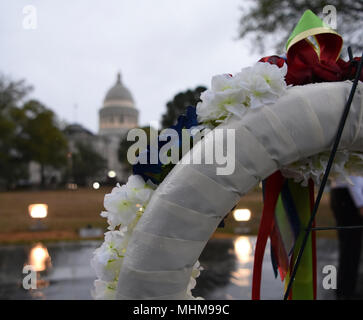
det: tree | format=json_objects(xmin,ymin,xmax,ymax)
[
  {"xmin": 161, "ymin": 86, "xmax": 206, "ymax": 129},
  {"xmin": 0, "ymin": 76, "xmax": 32, "ymax": 189},
  {"xmin": 118, "ymin": 126, "xmax": 157, "ymax": 169},
  {"xmin": 71, "ymin": 142, "xmax": 107, "ymax": 186},
  {"xmin": 238, "ymin": 0, "xmax": 363, "ymax": 55},
  {"xmin": 14, "ymin": 100, "xmax": 68, "ymax": 186}
]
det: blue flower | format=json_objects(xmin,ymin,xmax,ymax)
[{"xmin": 133, "ymin": 106, "xmax": 199, "ymax": 185}]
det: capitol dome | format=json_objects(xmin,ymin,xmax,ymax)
[
  {"xmin": 104, "ymin": 73, "xmax": 134, "ymax": 104},
  {"xmin": 99, "ymin": 72, "xmax": 139, "ymax": 137}
]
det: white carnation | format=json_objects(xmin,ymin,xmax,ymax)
[
  {"xmin": 185, "ymin": 260, "xmax": 204, "ymax": 300},
  {"xmin": 125, "ymin": 175, "xmax": 154, "ymax": 203},
  {"xmin": 237, "ymin": 62, "xmax": 287, "ymax": 108},
  {"xmin": 281, "ymin": 150, "xmax": 363, "ymax": 186},
  {"xmin": 197, "ymin": 62, "xmax": 287, "ymax": 126},
  {"xmin": 91, "ymin": 279, "xmax": 117, "ymax": 300},
  {"xmin": 197, "ymin": 74, "xmax": 249, "ymax": 124},
  {"xmin": 92, "ymin": 175, "xmax": 155, "ymax": 299},
  {"xmin": 103, "ymin": 175, "xmax": 154, "ymax": 229},
  {"xmin": 90, "ymin": 229, "xmax": 126, "ymax": 282},
  {"xmin": 246, "ymin": 61, "xmax": 287, "ymax": 95}
]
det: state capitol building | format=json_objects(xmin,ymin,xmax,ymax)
[{"xmin": 29, "ymin": 72, "xmax": 139, "ymax": 186}]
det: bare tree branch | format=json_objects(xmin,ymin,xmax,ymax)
[{"xmin": 238, "ymin": 0, "xmax": 363, "ymax": 54}]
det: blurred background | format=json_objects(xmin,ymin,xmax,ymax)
[{"xmin": 0, "ymin": 0, "xmax": 362, "ymax": 300}]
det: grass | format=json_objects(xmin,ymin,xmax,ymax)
[
  {"xmin": 0, "ymin": 186, "xmax": 337, "ymax": 244},
  {"xmin": 0, "ymin": 187, "xmax": 110, "ymax": 244}
]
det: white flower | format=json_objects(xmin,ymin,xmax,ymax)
[
  {"xmin": 197, "ymin": 74, "xmax": 249, "ymax": 124},
  {"xmin": 92, "ymin": 175, "xmax": 156, "ymax": 300},
  {"xmin": 196, "ymin": 62, "xmax": 287, "ymax": 126},
  {"xmin": 92, "ymin": 279, "xmax": 117, "ymax": 300},
  {"xmin": 125, "ymin": 175, "xmax": 154, "ymax": 203},
  {"xmin": 186, "ymin": 277, "xmax": 197, "ymax": 298},
  {"xmin": 281, "ymin": 150, "xmax": 363, "ymax": 186},
  {"xmin": 237, "ymin": 62, "xmax": 287, "ymax": 108},
  {"xmin": 104, "ymin": 228, "xmax": 128, "ymax": 251},
  {"xmin": 103, "ymin": 185, "xmax": 134, "ymax": 228},
  {"xmin": 346, "ymin": 152, "xmax": 363, "ymax": 175},
  {"xmin": 90, "ymin": 229, "xmax": 126, "ymax": 281},
  {"xmin": 210, "ymin": 73, "xmax": 238, "ymax": 92},
  {"xmin": 100, "ymin": 211, "xmax": 122, "ymax": 231},
  {"xmin": 251, "ymin": 61, "xmax": 287, "ymax": 95},
  {"xmin": 185, "ymin": 260, "xmax": 204, "ymax": 300},
  {"xmin": 103, "ymin": 175, "xmax": 154, "ymax": 229},
  {"xmin": 242, "ymin": 74, "xmax": 277, "ymax": 108},
  {"xmin": 191, "ymin": 260, "xmax": 203, "ymax": 278}
]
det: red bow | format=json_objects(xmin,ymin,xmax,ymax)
[{"xmin": 259, "ymin": 34, "xmax": 362, "ymax": 85}]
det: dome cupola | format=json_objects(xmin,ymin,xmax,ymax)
[
  {"xmin": 99, "ymin": 72, "xmax": 139, "ymax": 137},
  {"xmin": 104, "ymin": 72, "xmax": 134, "ymax": 105}
]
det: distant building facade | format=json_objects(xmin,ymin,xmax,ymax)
[
  {"xmin": 99, "ymin": 73, "xmax": 138, "ymax": 136},
  {"xmin": 28, "ymin": 72, "xmax": 138, "ymax": 186},
  {"xmin": 96, "ymin": 72, "xmax": 139, "ymax": 182}
]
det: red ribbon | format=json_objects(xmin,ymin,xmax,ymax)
[
  {"xmin": 260, "ymin": 35, "xmax": 362, "ymax": 86},
  {"xmin": 252, "ymin": 171, "xmax": 285, "ymax": 300}
]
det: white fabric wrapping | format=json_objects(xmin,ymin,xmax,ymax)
[{"xmin": 116, "ymin": 81, "xmax": 363, "ymax": 299}]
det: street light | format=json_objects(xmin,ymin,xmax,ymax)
[
  {"xmin": 233, "ymin": 209, "xmax": 251, "ymax": 222},
  {"xmin": 28, "ymin": 204, "xmax": 48, "ymax": 230},
  {"xmin": 233, "ymin": 208, "xmax": 252, "ymax": 235},
  {"xmin": 29, "ymin": 204, "xmax": 48, "ymax": 218},
  {"xmin": 108, "ymin": 170, "xmax": 116, "ymax": 178}
]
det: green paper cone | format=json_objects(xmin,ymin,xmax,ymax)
[{"xmin": 286, "ymin": 9, "xmax": 341, "ymax": 52}]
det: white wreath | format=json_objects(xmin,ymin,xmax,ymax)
[{"xmin": 91, "ymin": 62, "xmax": 363, "ymax": 300}]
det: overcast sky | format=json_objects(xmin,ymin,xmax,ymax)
[{"xmin": 0, "ymin": 0, "xmax": 270, "ymax": 133}]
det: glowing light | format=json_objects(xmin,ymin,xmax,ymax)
[
  {"xmin": 28, "ymin": 204, "xmax": 48, "ymax": 219},
  {"xmin": 233, "ymin": 209, "xmax": 251, "ymax": 222},
  {"xmin": 108, "ymin": 170, "xmax": 116, "ymax": 178},
  {"xmin": 28, "ymin": 243, "xmax": 51, "ymax": 272},
  {"xmin": 234, "ymin": 236, "xmax": 252, "ymax": 263},
  {"xmin": 93, "ymin": 182, "xmax": 100, "ymax": 190}
]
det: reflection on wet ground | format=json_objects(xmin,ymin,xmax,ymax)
[{"xmin": 0, "ymin": 236, "xmax": 362, "ymax": 300}]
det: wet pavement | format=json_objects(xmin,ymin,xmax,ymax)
[{"xmin": 0, "ymin": 236, "xmax": 362, "ymax": 300}]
